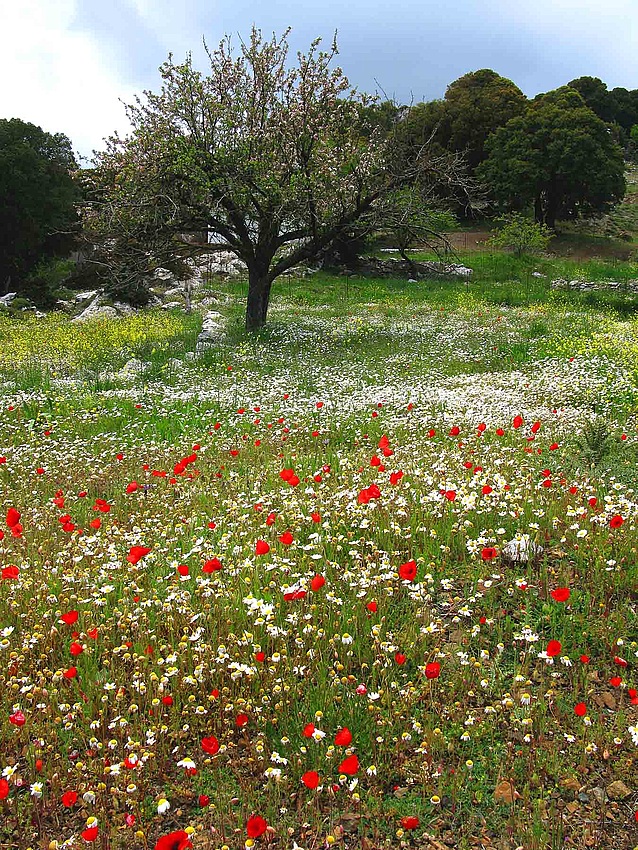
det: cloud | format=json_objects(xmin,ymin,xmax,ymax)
[
  {"xmin": 1, "ymin": 0, "xmax": 636, "ymax": 163},
  {"xmin": 0, "ymin": 0, "xmax": 137, "ymax": 162}
]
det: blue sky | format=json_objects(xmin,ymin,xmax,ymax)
[{"xmin": 1, "ymin": 0, "xmax": 636, "ymax": 162}]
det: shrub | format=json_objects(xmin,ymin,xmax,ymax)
[{"xmin": 488, "ymin": 213, "xmax": 553, "ymax": 257}]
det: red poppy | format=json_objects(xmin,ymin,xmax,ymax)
[
  {"xmin": 401, "ymin": 816, "xmax": 420, "ymax": 830},
  {"xmin": 236, "ymin": 713, "xmax": 249, "ymax": 727},
  {"xmin": 334, "ymin": 727, "xmax": 352, "ymax": 746},
  {"xmin": 127, "ymin": 546, "xmax": 151, "ymax": 564},
  {"xmin": 303, "ymin": 723, "xmax": 315, "ymax": 738},
  {"xmin": 358, "ymin": 484, "xmax": 381, "ymax": 504},
  {"xmin": 366, "ymin": 600, "xmax": 378, "ymax": 613},
  {"xmin": 481, "ymin": 547, "xmax": 498, "ymax": 561},
  {"xmin": 0, "ymin": 778, "xmax": 8, "ymax": 799},
  {"xmin": 199, "ymin": 794, "xmax": 210, "ymax": 807},
  {"xmin": 610, "ymin": 676, "xmax": 622, "ymax": 687},
  {"xmin": 389, "ymin": 470, "xmax": 404, "ymax": 485},
  {"xmin": 126, "ymin": 481, "xmax": 139, "ymax": 493},
  {"xmin": 154, "ymin": 831, "xmax": 193, "ymax": 850},
  {"xmin": 8, "ymin": 709, "xmax": 25, "ymax": 727},
  {"xmin": 177, "ymin": 564, "xmax": 189, "ymax": 577},
  {"xmin": 550, "ymin": 588, "xmax": 570, "ymax": 603},
  {"xmin": 531, "ymin": 421, "xmax": 541, "ymax": 433},
  {"xmin": 449, "ymin": 426, "xmax": 460, "ymax": 436},
  {"xmin": 201, "ymin": 735, "xmax": 220, "ymax": 755},
  {"xmin": 302, "ymin": 770, "xmax": 320, "ymax": 789},
  {"xmin": 444, "ymin": 490, "xmax": 456, "ymax": 501},
  {"xmin": 546, "ymin": 640, "xmax": 562, "ymax": 657},
  {"xmin": 512, "ymin": 415, "xmax": 523, "ymax": 429},
  {"xmin": 395, "ymin": 652, "xmax": 407, "ymax": 665},
  {"xmin": 338, "ymin": 754, "xmax": 359, "ymax": 775},
  {"xmin": 482, "ymin": 484, "xmax": 493, "ymax": 495},
  {"xmin": 2, "ymin": 565, "xmax": 19, "ymax": 580},
  {"xmin": 246, "ymin": 815, "xmax": 268, "ymax": 838},
  {"xmin": 278, "ymin": 531, "xmax": 294, "ymax": 545},
  {"xmin": 6, "ymin": 507, "xmax": 20, "ymax": 528},
  {"xmin": 81, "ymin": 826, "xmax": 99, "ymax": 842},
  {"xmin": 425, "ymin": 662, "xmax": 441, "ymax": 679},
  {"xmin": 310, "ymin": 575, "xmax": 325, "ymax": 591},
  {"xmin": 62, "ymin": 790, "xmax": 78, "ymax": 807},
  {"xmin": 203, "ymin": 558, "xmax": 222, "ymax": 573},
  {"xmin": 398, "ymin": 559, "xmax": 417, "ymax": 581},
  {"xmin": 609, "ymin": 515, "xmax": 624, "ymax": 528},
  {"xmin": 60, "ymin": 610, "xmax": 79, "ymax": 626},
  {"xmin": 70, "ymin": 642, "xmax": 84, "ymax": 656},
  {"xmin": 63, "ymin": 667, "xmax": 77, "ymax": 679},
  {"xmin": 574, "ymin": 702, "xmax": 587, "ymax": 717},
  {"xmin": 255, "ymin": 540, "xmax": 270, "ymax": 556},
  {"xmin": 311, "ymin": 512, "xmax": 321, "ymax": 523}
]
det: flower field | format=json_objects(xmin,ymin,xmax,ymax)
[{"xmin": 0, "ymin": 275, "xmax": 637, "ymax": 850}]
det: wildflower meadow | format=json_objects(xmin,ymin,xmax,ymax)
[{"xmin": 0, "ymin": 268, "xmax": 637, "ymax": 850}]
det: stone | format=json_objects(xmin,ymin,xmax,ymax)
[
  {"xmin": 0, "ymin": 292, "xmax": 17, "ymax": 306},
  {"xmin": 606, "ymin": 780, "xmax": 631, "ymax": 800},
  {"xmin": 590, "ymin": 787, "xmax": 607, "ymax": 804},
  {"xmin": 493, "ymin": 780, "xmax": 520, "ymax": 804},
  {"xmin": 502, "ymin": 534, "xmax": 543, "ymax": 562},
  {"xmin": 153, "ymin": 267, "xmax": 174, "ymax": 281},
  {"xmin": 161, "ymin": 301, "xmax": 183, "ymax": 310},
  {"xmin": 73, "ymin": 290, "xmax": 99, "ymax": 302},
  {"xmin": 195, "ymin": 310, "xmax": 225, "ymax": 352},
  {"xmin": 346, "ymin": 256, "xmax": 473, "ymax": 281},
  {"xmin": 115, "ymin": 358, "xmax": 144, "ymax": 381},
  {"xmin": 113, "ymin": 301, "xmax": 137, "ymax": 316},
  {"xmin": 73, "ymin": 296, "xmax": 118, "ymax": 322}
]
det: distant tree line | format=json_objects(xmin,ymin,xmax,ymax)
[{"xmin": 0, "ymin": 41, "xmax": 634, "ymax": 321}]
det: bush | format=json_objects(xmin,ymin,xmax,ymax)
[
  {"xmin": 22, "ymin": 257, "xmax": 76, "ymax": 305},
  {"xmin": 488, "ymin": 213, "xmax": 553, "ymax": 257}
]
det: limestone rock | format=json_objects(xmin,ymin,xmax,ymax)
[
  {"xmin": 116, "ymin": 358, "xmax": 144, "ymax": 381},
  {"xmin": 196, "ymin": 310, "xmax": 225, "ymax": 352},
  {"xmin": 73, "ymin": 296, "xmax": 118, "ymax": 322},
  {"xmin": 606, "ymin": 780, "xmax": 631, "ymax": 800},
  {"xmin": 502, "ymin": 534, "xmax": 543, "ymax": 562},
  {"xmin": 0, "ymin": 292, "xmax": 17, "ymax": 306}
]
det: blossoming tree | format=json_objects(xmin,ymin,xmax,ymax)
[{"xmin": 82, "ymin": 28, "xmax": 466, "ymax": 330}]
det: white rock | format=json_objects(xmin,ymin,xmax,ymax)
[
  {"xmin": 502, "ymin": 535, "xmax": 543, "ymax": 562},
  {"xmin": 0, "ymin": 292, "xmax": 17, "ymax": 306},
  {"xmin": 113, "ymin": 301, "xmax": 136, "ymax": 316},
  {"xmin": 116, "ymin": 358, "xmax": 144, "ymax": 381},
  {"xmin": 196, "ymin": 310, "xmax": 225, "ymax": 352},
  {"xmin": 73, "ymin": 290, "xmax": 99, "ymax": 302}
]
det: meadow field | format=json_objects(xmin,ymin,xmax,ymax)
[{"xmin": 0, "ymin": 258, "xmax": 637, "ymax": 850}]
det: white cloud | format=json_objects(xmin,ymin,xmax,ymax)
[{"xmin": 0, "ymin": 0, "xmax": 136, "ymax": 162}]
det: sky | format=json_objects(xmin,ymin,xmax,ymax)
[{"xmin": 1, "ymin": 0, "xmax": 637, "ymax": 163}]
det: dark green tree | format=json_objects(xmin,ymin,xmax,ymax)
[
  {"xmin": 443, "ymin": 69, "xmax": 527, "ymax": 171},
  {"xmin": 395, "ymin": 70, "xmax": 526, "ymax": 175},
  {"xmin": 478, "ymin": 87, "xmax": 626, "ymax": 229},
  {"xmin": 567, "ymin": 76, "xmax": 615, "ymax": 122},
  {"xmin": 0, "ymin": 119, "xmax": 79, "ymax": 293}
]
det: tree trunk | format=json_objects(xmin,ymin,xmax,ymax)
[{"xmin": 245, "ymin": 267, "xmax": 271, "ymax": 332}]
